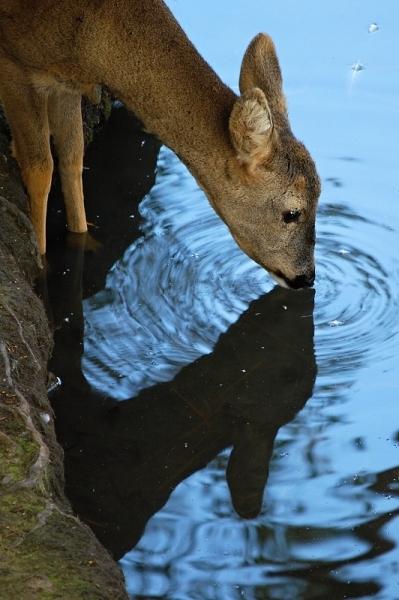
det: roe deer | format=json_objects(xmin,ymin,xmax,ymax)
[{"xmin": 0, "ymin": 0, "xmax": 320, "ymax": 288}]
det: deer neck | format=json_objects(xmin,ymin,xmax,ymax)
[{"xmin": 91, "ymin": 1, "xmax": 237, "ymax": 190}]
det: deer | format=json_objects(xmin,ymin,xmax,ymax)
[{"xmin": 0, "ymin": 0, "xmax": 320, "ymax": 289}]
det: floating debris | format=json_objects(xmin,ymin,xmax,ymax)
[
  {"xmin": 328, "ymin": 319, "xmax": 344, "ymax": 327},
  {"xmin": 338, "ymin": 248, "xmax": 350, "ymax": 255},
  {"xmin": 351, "ymin": 62, "xmax": 366, "ymax": 72},
  {"xmin": 47, "ymin": 375, "xmax": 62, "ymax": 395},
  {"xmin": 282, "ymin": 305, "xmax": 288, "ymax": 311},
  {"xmin": 368, "ymin": 23, "xmax": 379, "ymax": 33}
]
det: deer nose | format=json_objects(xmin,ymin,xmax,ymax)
[{"xmin": 288, "ymin": 271, "xmax": 315, "ymax": 289}]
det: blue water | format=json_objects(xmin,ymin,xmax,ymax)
[{"xmin": 48, "ymin": 2, "xmax": 399, "ymax": 598}]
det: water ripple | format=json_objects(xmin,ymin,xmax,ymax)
[
  {"xmin": 82, "ymin": 148, "xmax": 270, "ymax": 400},
  {"xmin": 82, "ymin": 148, "xmax": 399, "ymax": 403},
  {"xmin": 314, "ymin": 202, "xmax": 399, "ymax": 380}
]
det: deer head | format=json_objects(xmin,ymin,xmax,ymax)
[{"xmin": 215, "ymin": 34, "xmax": 320, "ymax": 289}]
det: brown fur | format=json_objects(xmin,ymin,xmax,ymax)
[{"xmin": 0, "ymin": 1, "xmax": 320, "ymax": 287}]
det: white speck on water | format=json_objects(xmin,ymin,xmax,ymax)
[
  {"xmin": 349, "ymin": 60, "xmax": 366, "ymax": 94},
  {"xmin": 351, "ymin": 62, "xmax": 366, "ymax": 72},
  {"xmin": 64, "ymin": 317, "xmax": 70, "ymax": 323},
  {"xmin": 184, "ymin": 442, "xmax": 188, "ymax": 448},
  {"xmin": 339, "ymin": 248, "xmax": 350, "ymax": 255},
  {"xmin": 129, "ymin": 214, "xmax": 135, "ymax": 219},
  {"xmin": 329, "ymin": 319, "xmax": 344, "ymax": 327},
  {"xmin": 368, "ymin": 23, "xmax": 379, "ymax": 33},
  {"xmin": 141, "ymin": 140, "xmax": 146, "ymax": 147},
  {"xmin": 282, "ymin": 305, "xmax": 288, "ymax": 310}
]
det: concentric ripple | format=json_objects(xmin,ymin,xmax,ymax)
[
  {"xmin": 82, "ymin": 148, "xmax": 271, "ymax": 400},
  {"xmin": 82, "ymin": 147, "xmax": 399, "ymax": 401},
  {"xmin": 314, "ymin": 202, "xmax": 399, "ymax": 381}
]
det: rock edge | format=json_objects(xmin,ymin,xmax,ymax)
[{"xmin": 0, "ymin": 103, "xmax": 128, "ymax": 600}]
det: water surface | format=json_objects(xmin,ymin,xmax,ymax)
[{"xmin": 47, "ymin": 2, "xmax": 399, "ymax": 599}]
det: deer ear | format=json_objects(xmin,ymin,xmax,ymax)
[
  {"xmin": 239, "ymin": 33, "xmax": 287, "ymax": 116},
  {"xmin": 229, "ymin": 87, "xmax": 274, "ymax": 171}
]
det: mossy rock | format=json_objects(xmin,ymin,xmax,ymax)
[{"xmin": 0, "ymin": 101, "xmax": 128, "ymax": 600}]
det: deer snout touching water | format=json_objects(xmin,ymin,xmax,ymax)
[{"xmin": 0, "ymin": 1, "xmax": 320, "ymax": 289}]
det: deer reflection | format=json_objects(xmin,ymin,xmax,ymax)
[{"xmin": 48, "ymin": 237, "xmax": 316, "ymax": 560}]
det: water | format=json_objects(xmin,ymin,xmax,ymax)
[
  {"xmin": 81, "ymin": 147, "xmax": 271, "ymax": 400},
  {"xmin": 46, "ymin": 2, "xmax": 399, "ymax": 598}
]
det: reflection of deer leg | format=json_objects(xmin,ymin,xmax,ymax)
[
  {"xmin": 48, "ymin": 232, "xmax": 87, "ymax": 387},
  {"xmin": 0, "ymin": 79, "xmax": 53, "ymax": 255},
  {"xmin": 48, "ymin": 90, "xmax": 87, "ymax": 235}
]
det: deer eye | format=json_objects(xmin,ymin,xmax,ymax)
[{"xmin": 282, "ymin": 209, "xmax": 301, "ymax": 224}]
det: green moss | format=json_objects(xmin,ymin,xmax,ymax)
[
  {"xmin": 0, "ymin": 410, "xmax": 39, "ymax": 483},
  {"xmin": 0, "ymin": 489, "xmax": 127, "ymax": 599},
  {"xmin": 0, "ymin": 410, "xmax": 127, "ymax": 599}
]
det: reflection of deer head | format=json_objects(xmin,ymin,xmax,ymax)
[
  {"xmin": 42, "ymin": 107, "xmax": 317, "ymax": 558},
  {"xmin": 1, "ymin": 2, "xmax": 319, "ymax": 287},
  {"xmin": 48, "ymin": 231, "xmax": 316, "ymax": 558}
]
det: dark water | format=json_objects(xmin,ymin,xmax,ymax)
[{"xmin": 46, "ymin": 2, "xmax": 399, "ymax": 599}]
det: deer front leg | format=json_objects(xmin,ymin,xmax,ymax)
[
  {"xmin": 48, "ymin": 90, "xmax": 87, "ymax": 235},
  {"xmin": 1, "ymin": 83, "xmax": 53, "ymax": 255}
]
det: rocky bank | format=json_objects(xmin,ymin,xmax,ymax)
[{"xmin": 0, "ymin": 106, "xmax": 128, "ymax": 600}]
